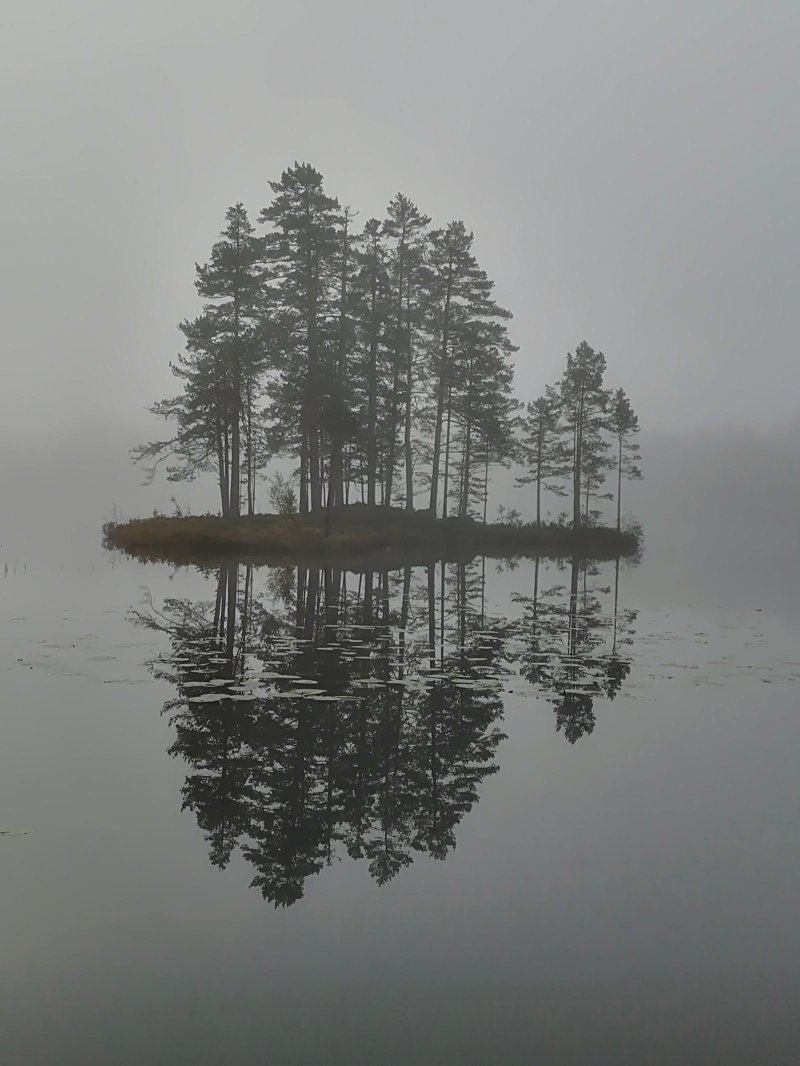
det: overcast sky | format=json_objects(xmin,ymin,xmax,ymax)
[{"xmin": 2, "ymin": 0, "xmax": 798, "ymax": 444}]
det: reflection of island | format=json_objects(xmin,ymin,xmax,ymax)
[
  {"xmin": 133, "ymin": 562, "xmax": 507, "ymax": 905},
  {"xmin": 513, "ymin": 556, "xmax": 637, "ymax": 742},
  {"xmin": 132, "ymin": 555, "xmax": 636, "ymax": 904}
]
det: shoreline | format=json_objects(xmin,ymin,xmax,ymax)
[{"xmin": 103, "ymin": 505, "xmax": 641, "ymax": 568}]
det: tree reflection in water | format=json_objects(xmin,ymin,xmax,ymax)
[{"xmin": 132, "ymin": 555, "xmax": 636, "ymax": 905}]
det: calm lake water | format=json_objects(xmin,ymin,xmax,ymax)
[{"xmin": 2, "ymin": 541, "xmax": 799, "ymax": 1064}]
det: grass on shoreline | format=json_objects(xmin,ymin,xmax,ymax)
[{"xmin": 103, "ymin": 504, "xmax": 641, "ymax": 568}]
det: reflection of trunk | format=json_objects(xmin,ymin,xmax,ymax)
[
  {"xmin": 427, "ymin": 565, "xmax": 436, "ymax": 669},
  {"xmin": 213, "ymin": 568, "xmax": 226, "ymax": 633},
  {"xmin": 237, "ymin": 564, "xmax": 253, "ymax": 674},
  {"xmin": 458, "ymin": 564, "xmax": 467, "ymax": 672},
  {"xmin": 439, "ymin": 561, "xmax": 446, "ymax": 669},
  {"xmin": 225, "ymin": 564, "xmax": 238, "ymax": 667},
  {"xmin": 568, "ymin": 556, "xmax": 580, "ymax": 658},
  {"xmin": 398, "ymin": 565, "xmax": 412, "ymax": 679},
  {"xmin": 612, "ymin": 555, "xmax": 620, "ymax": 654},
  {"xmin": 304, "ymin": 569, "xmax": 320, "ymax": 641}
]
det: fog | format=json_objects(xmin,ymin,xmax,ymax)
[
  {"xmin": 2, "ymin": 418, "xmax": 797, "ymax": 623},
  {"xmin": 3, "ymin": 0, "xmax": 800, "ymax": 446}
]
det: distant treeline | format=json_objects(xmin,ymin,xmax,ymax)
[{"xmin": 136, "ymin": 163, "xmax": 641, "ymax": 528}]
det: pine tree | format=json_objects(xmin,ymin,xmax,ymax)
[
  {"xmin": 382, "ymin": 194, "xmax": 431, "ymax": 509},
  {"xmin": 194, "ymin": 203, "xmax": 264, "ymax": 516},
  {"xmin": 517, "ymin": 386, "xmax": 568, "ymax": 525},
  {"xmin": 558, "ymin": 342, "xmax": 610, "ymax": 528},
  {"xmin": 608, "ymin": 387, "xmax": 642, "ymax": 530},
  {"xmin": 260, "ymin": 164, "xmax": 340, "ymax": 513},
  {"xmin": 427, "ymin": 222, "xmax": 512, "ymax": 517},
  {"xmin": 349, "ymin": 218, "xmax": 390, "ymax": 505},
  {"xmin": 134, "ymin": 204, "xmax": 263, "ymax": 516}
]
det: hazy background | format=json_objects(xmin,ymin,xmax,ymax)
[{"xmin": 1, "ymin": 1, "xmax": 797, "ymax": 584}]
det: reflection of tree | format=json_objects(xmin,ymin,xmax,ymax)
[
  {"xmin": 513, "ymin": 555, "xmax": 637, "ymax": 743},
  {"xmin": 132, "ymin": 560, "xmax": 505, "ymax": 906}
]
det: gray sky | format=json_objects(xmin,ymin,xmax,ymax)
[{"xmin": 2, "ymin": 0, "xmax": 799, "ymax": 443}]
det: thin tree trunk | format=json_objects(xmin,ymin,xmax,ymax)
[
  {"xmin": 572, "ymin": 388, "xmax": 584, "ymax": 529},
  {"xmin": 616, "ymin": 436, "xmax": 623, "ymax": 531},
  {"xmin": 299, "ymin": 438, "xmax": 309, "ymax": 515},
  {"xmin": 366, "ymin": 256, "xmax": 379, "ymax": 507},
  {"xmin": 442, "ymin": 385, "xmax": 453, "ymax": 519},
  {"xmin": 404, "ymin": 281, "xmax": 414, "ymax": 510},
  {"xmin": 483, "ymin": 443, "xmax": 490, "ymax": 525},
  {"xmin": 536, "ymin": 437, "xmax": 542, "ymax": 525},
  {"xmin": 429, "ymin": 261, "xmax": 453, "ymax": 515}
]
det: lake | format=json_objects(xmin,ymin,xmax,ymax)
[{"xmin": 2, "ymin": 541, "xmax": 799, "ymax": 1064}]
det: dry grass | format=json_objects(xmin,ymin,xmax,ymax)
[{"xmin": 103, "ymin": 504, "xmax": 641, "ymax": 567}]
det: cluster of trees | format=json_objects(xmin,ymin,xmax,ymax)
[
  {"xmin": 518, "ymin": 342, "xmax": 642, "ymax": 530},
  {"xmin": 135, "ymin": 163, "xmax": 642, "ymax": 527},
  {"xmin": 135, "ymin": 163, "xmax": 517, "ymax": 520}
]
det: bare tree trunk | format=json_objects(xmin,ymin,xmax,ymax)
[
  {"xmin": 616, "ymin": 436, "xmax": 623, "ymax": 531},
  {"xmin": 483, "ymin": 444, "xmax": 490, "ymax": 525},
  {"xmin": 366, "ymin": 263, "xmax": 379, "ymax": 507},
  {"xmin": 403, "ymin": 282, "xmax": 414, "ymax": 510},
  {"xmin": 429, "ymin": 257, "xmax": 453, "ymax": 515},
  {"xmin": 442, "ymin": 385, "xmax": 453, "ymax": 519},
  {"xmin": 572, "ymin": 388, "xmax": 584, "ymax": 529},
  {"xmin": 299, "ymin": 438, "xmax": 309, "ymax": 515}
]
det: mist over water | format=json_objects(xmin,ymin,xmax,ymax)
[{"xmin": 0, "ymin": 414, "xmax": 798, "ymax": 1063}]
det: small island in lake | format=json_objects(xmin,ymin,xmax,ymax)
[
  {"xmin": 104, "ymin": 504, "xmax": 639, "ymax": 567},
  {"xmin": 111, "ymin": 163, "xmax": 643, "ymax": 566}
]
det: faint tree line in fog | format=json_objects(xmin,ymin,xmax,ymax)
[{"xmin": 134, "ymin": 162, "xmax": 641, "ymax": 528}]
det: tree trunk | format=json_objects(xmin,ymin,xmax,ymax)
[
  {"xmin": 429, "ymin": 258, "xmax": 453, "ymax": 515},
  {"xmin": 403, "ymin": 282, "xmax": 414, "ymax": 510},
  {"xmin": 536, "ymin": 436, "xmax": 542, "ymax": 525},
  {"xmin": 616, "ymin": 436, "xmax": 623, "ymax": 531},
  {"xmin": 442, "ymin": 385, "xmax": 453, "ymax": 519},
  {"xmin": 572, "ymin": 388, "xmax": 584, "ymax": 529},
  {"xmin": 366, "ymin": 261, "xmax": 379, "ymax": 507},
  {"xmin": 483, "ymin": 443, "xmax": 490, "ymax": 526},
  {"xmin": 299, "ymin": 437, "xmax": 309, "ymax": 515}
]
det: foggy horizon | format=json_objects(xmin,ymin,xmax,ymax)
[{"xmin": 4, "ymin": 1, "xmax": 800, "ymax": 443}]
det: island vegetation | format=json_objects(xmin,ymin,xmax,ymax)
[{"xmin": 107, "ymin": 162, "xmax": 643, "ymax": 563}]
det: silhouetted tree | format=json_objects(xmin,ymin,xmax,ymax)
[{"xmin": 608, "ymin": 387, "xmax": 642, "ymax": 530}]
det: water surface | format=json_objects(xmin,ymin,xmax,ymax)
[{"xmin": 1, "ymin": 547, "xmax": 799, "ymax": 1064}]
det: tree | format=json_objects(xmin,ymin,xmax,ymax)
[
  {"xmin": 260, "ymin": 163, "xmax": 341, "ymax": 513},
  {"xmin": 382, "ymin": 194, "xmax": 431, "ymax": 509},
  {"xmin": 558, "ymin": 342, "xmax": 610, "ymax": 528},
  {"xmin": 517, "ymin": 386, "xmax": 568, "ymax": 524},
  {"xmin": 133, "ymin": 204, "xmax": 263, "ymax": 516},
  {"xmin": 427, "ymin": 222, "xmax": 513, "ymax": 517},
  {"xmin": 608, "ymin": 387, "xmax": 642, "ymax": 530}
]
